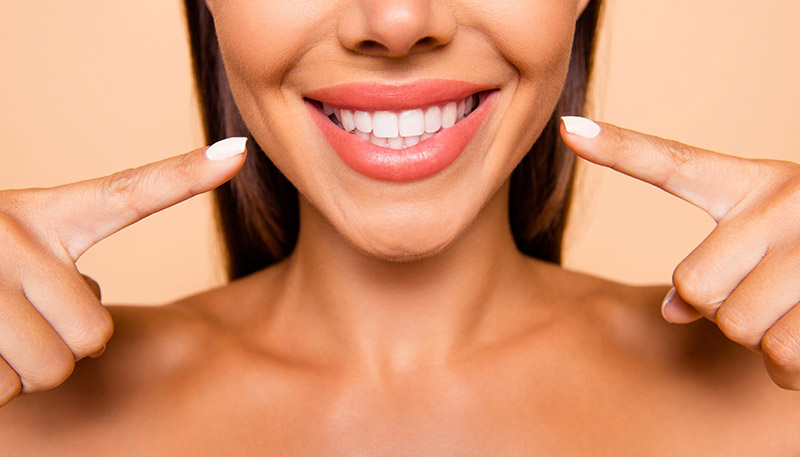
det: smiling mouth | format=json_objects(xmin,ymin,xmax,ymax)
[
  {"xmin": 306, "ymin": 92, "xmax": 485, "ymax": 150},
  {"xmin": 304, "ymin": 80, "xmax": 498, "ymax": 182}
]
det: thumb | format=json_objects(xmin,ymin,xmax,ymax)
[{"xmin": 48, "ymin": 137, "xmax": 247, "ymax": 259}]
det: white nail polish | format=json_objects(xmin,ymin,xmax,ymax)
[
  {"xmin": 206, "ymin": 137, "xmax": 248, "ymax": 161},
  {"xmin": 561, "ymin": 116, "xmax": 602, "ymax": 139}
]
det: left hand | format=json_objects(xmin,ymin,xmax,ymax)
[{"xmin": 560, "ymin": 116, "xmax": 800, "ymax": 390}]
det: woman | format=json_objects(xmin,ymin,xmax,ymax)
[{"xmin": 1, "ymin": 0, "xmax": 800, "ymax": 454}]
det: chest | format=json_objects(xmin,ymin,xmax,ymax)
[
  {"xmin": 5, "ymin": 341, "xmax": 800, "ymax": 456},
  {"xmin": 38, "ymin": 369, "xmax": 796, "ymax": 457}
]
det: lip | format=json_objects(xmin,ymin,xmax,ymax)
[
  {"xmin": 303, "ymin": 80, "xmax": 495, "ymax": 112},
  {"xmin": 307, "ymin": 89, "xmax": 498, "ymax": 182}
]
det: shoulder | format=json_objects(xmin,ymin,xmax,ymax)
[
  {"xmin": 525, "ymin": 259, "xmax": 774, "ymax": 383},
  {"xmin": 0, "ymin": 264, "xmax": 291, "ymax": 420},
  {"xmin": 536, "ymin": 261, "xmax": 800, "ymax": 404},
  {"xmin": 0, "ymin": 280, "xmax": 243, "ymax": 434}
]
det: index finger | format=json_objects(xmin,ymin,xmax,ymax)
[
  {"xmin": 560, "ymin": 116, "xmax": 755, "ymax": 221},
  {"xmin": 44, "ymin": 137, "xmax": 247, "ymax": 259}
]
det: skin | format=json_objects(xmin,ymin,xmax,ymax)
[{"xmin": 1, "ymin": 0, "xmax": 800, "ymax": 454}]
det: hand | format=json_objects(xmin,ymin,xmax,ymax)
[
  {"xmin": 561, "ymin": 116, "xmax": 800, "ymax": 390},
  {"xmin": 0, "ymin": 137, "xmax": 247, "ymax": 407}
]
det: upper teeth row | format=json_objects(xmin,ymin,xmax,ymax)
[{"xmin": 322, "ymin": 95, "xmax": 477, "ymax": 148}]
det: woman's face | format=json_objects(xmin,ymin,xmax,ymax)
[{"xmin": 206, "ymin": 0, "xmax": 590, "ymax": 260}]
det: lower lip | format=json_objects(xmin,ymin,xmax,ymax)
[{"xmin": 307, "ymin": 91, "xmax": 497, "ymax": 182}]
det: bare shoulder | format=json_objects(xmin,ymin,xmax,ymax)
[
  {"xmin": 546, "ymin": 261, "xmax": 800, "ymax": 409},
  {"xmin": 551, "ymin": 264, "xmax": 756, "ymax": 378}
]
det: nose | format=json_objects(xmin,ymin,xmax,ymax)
[{"xmin": 338, "ymin": 0, "xmax": 456, "ymax": 58}]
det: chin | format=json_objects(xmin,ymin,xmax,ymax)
[{"xmin": 342, "ymin": 208, "xmax": 470, "ymax": 263}]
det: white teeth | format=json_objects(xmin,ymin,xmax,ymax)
[
  {"xmin": 387, "ymin": 136, "xmax": 404, "ymax": 149},
  {"xmin": 354, "ymin": 110, "xmax": 372, "ymax": 133},
  {"xmin": 341, "ymin": 109, "xmax": 356, "ymax": 132},
  {"xmin": 404, "ymin": 135, "xmax": 421, "ymax": 147},
  {"xmin": 372, "ymin": 111, "xmax": 399, "ymax": 138},
  {"xmin": 442, "ymin": 102, "xmax": 457, "ymax": 129},
  {"xmin": 424, "ymin": 106, "xmax": 442, "ymax": 133},
  {"xmin": 370, "ymin": 133, "xmax": 385, "ymax": 146},
  {"xmin": 321, "ymin": 93, "xmax": 481, "ymax": 149},
  {"xmin": 398, "ymin": 109, "xmax": 425, "ymax": 137}
]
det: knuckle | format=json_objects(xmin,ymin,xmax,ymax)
[
  {"xmin": 161, "ymin": 154, "xmax": 201, "ymax": 197},
  {"xmin": 70, "ymin": 310, "xmax": 114, "ymax": 359},
  {"xmin": 167, "ymin": 153, "xmax": 198, "ymax": 182},
  {"xmin": 672, "ymin": 263, "xmax": 718, "ymax": 311},
  {"xmin": 653, "ymin": 138, "xmax": 696, "ymax": 190},
  {"xmin": 101, "ymin": 168, "xmax": 141, "ymax": 201},
  {"xmin": 762, "ymin": 326, "xmax": 800, "ymax": 373},
  {"xmin": 605, "ymin": 127, "xmax": 633, "ymax": 166},
  {"xmin": 715, "ymin": 305, "xmax": 756, "ymax": 345},
  {"xmin": 97, "ymin": 167, "xmax": 148, "ymax": 220},
  {"xmin": 659, "ymin": 139, "xmax": 695, "ymax": 167},
  {"xmin": 22, "ymin": 352, "xmax": 75, "ymax": 393}
]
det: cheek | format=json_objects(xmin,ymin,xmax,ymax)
[
  {"xmin": 478, "ymin": 1, "xmax": 577, "ymax": 86},
  {"xmin": 212, "ymin": 0, "xmax": 321, "ymax": 83},
  {"xmin": 209, "ymin": 0, "xmax": 330, "ymax": 178}
]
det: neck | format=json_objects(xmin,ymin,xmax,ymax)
[{"xmin": 271, "ymin": 182, "xmax": 535, "ymax": 377}]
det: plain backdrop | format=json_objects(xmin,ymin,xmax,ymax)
[{"xmin": 1, "ymin": 1, "xmax": 799, "ymax": 304}]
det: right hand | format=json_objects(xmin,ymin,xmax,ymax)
[{"xmin": 0, "ymin": 139, "xmax": 246, "ymax": 407}]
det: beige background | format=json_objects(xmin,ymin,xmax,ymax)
[{"xmin": 1, "ymin": 1, "xmax": 798, "ymax": 305}]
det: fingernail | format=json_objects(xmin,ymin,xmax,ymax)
[
  {"xmin": 661, "ymin": 287, "xmax": 677, "ymax": 320},
  {"xmin": 206, "ymin": 137, "xmax": 248, "ymax": 161},
  {"xmin": 561, "ymin": 116, "xmax": 602, "ymax": 139}
]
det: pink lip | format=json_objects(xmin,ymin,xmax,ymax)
[
  {"xmin": 304, "ymin": 80, "xmax": 495, "ymax": 112},
  {"xmin": 307, "ymin": 88, "xmax": 497, "ymax": 182}
]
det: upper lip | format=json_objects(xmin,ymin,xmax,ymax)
[{"xmin": 303, "ymin": 79, "xmax": 495, "ymax": 112}]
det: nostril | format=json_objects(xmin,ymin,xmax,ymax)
[
  {"xmin": 412, "ymin": 36, "xmax": 437, "ymax": 51},
  {"xmin": 357, "ymin": 40, "xmax": 389, "ymax": 55},
  {"xmin": 353, "ymin": 36, "xmax": 441, "ymax": 57}
]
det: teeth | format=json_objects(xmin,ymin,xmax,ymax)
[
  {"xmin": 387, "ymin": 136, "xmax": 404, "ymax": 149},
  {"xmin": 373, "ymin": 111, "xmax": 399, "ymax": 138},
  {"xmin": 441, "ymin": 102, "xmax": 457, "ymax": 129},
  {"xmin": 354, "ymin": 111, "xmax": 372, "ymax": 133},
  {"xmin": 341, "ymin": 109, "xmax": 355, "ymax": 132},
  {"xmin": 398, "ymin": 109, "xmax": 425, "ymax": 137},
  {"xmin": 404, "ymin": 135, "xmax": 421, "ymax": 147},
  {"xmin": 370, "ymin": 133, "xmax": 385, "ymax": 146},
  {"xmin": 424, "ymin": 106, "xmax": 442, "ymax": 133},
  {"xmin": 321, "ymin": 93, "xmax": 480, "ymax": 150},
  {"xmin": 465, "ymin": 95, "xmax": 474, "ymax": 115}
]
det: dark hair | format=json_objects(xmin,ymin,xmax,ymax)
[{"xmin": 184, "ymin": 1, "xmax": 603, "ymax": 279}]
